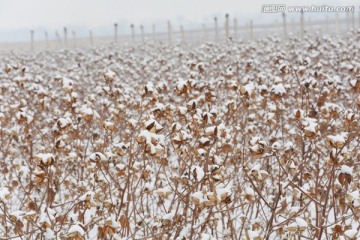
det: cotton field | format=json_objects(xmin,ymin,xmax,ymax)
[{"xmin": 0, "ymin": 32, "xmax": 360, "ymax": 240}]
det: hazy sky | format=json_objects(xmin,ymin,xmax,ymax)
[{"xmin": 0, "ymin": 0, "xmax": 358, "ymax": 42}]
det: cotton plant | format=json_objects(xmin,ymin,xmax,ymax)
[{"xmin": 0, "ymin": 31, "xmax": 359, "ymax": 240}]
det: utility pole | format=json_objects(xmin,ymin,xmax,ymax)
[
  {"xmin": 30, "ymin": 30, "xmax": 34, "ymax": 51},
  {"xmin": 325, "ymin": 15, "xmax": 329, "ymax": 34},
  {"xmin": 202, "ymin": 24, "xmax": 207, "ymax": 42},
  {"xmin": 300, "ymin": 10, "xmax": 305, "ymax": 39},
  {"xmin": 140, "ymin": 25, "xmax": 145, "ymax": 43},
  {"xmin": 152, "ymin": 24, "xmax": 156, "ymax": 43},
  {"xmin": 89, "ymin": 30, "xmax": 93, "ymax": 46},
  {"xmin": 64, "ymin": 27, "xmax": 67, "ymax": 47},
  {"xmin": 72, "ymin": 31, "xmax": 76, "ymax": 48},
  {"xmin": 225, "ymin": 14, "xmax": 229, "ymax": 39},
  {"xmin": 180, "ymin": 25, "xmax": 185, "ymax": 43},
  {"xmin": 282, "ymin": 12, "xmax": 287, "ymax": 39},
  {"xmin": 130, "ymin": 24, "xmax": 135, "ymax": 44},
  {"xmin": 214, "ymin": 17, "xmax": 218, "ymax": 41},
  {"xmin": 336, "ymin": 12, "xmax": 339, "ymax": 35},
  {"xmin": 167, "ymin": 20, "xmax": 172, "ymax": 45},
  {"xmin": 114, "ymin": 23, "xmax": 118, "ymax": 43},
  {"xmin": 249, "ymin": 20, "xmax": 253, "ymax": 41},
  {"xmin": 45, "ymin": 31, "xmax": 49, "ymax": 49},
  {"xmin": 233, "ymin": 18, "xmax": 238, "ymax": 40}
]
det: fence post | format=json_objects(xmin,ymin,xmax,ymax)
[
  {"xmin": 64, "ymin": 27, "xmax": 67, "ymax": 47},
  {"xmin": 274, "ymin": 18, "xmax": 279, "ymax": 35},
  {"xmin": 55, "ymin": 31, "xmax": 61, "ymax": 48},
  {"xmin": 30, "ymin": 30, "xmax": 34, "ymax": 51},
  {"xmin": 359, "ymin": 6, "xmax": 360, "ymax": 29},
  {"xmin": 352, "ymin": 11, "xmax": 355, "ymax": 30},
  {"xmin": 282, "ymin": 12, "xmax": 287, "ymax": 39},
  {"xmin": 300, "ymin": 10, "xmax": 304, "ymax": 39},
  {"xmin": 130, "ymin": 24, "xmax": 135, "ymax": 44},
  {"xmin": 325, "ymin": 15, "xmax": 329, "ymax": 34},
  {"xmin": 214, "ymin": 17, "xmax": 218, "ymax": 41},
  {"xmin": 89, "ymin": 30, "xmax": 93, "ymax": 46},
  {"xmin": 233, "ymin": 18, "xmax": 238, "ymax": 40},
  {"xmin": 168, "ymin": 20, "xmax": 172, "ymax": 45},
  {"xmin": 45, "ymin": 31, "xmax": 49, "ymax": 49},
  {"xmin": 225, "ymin": 14, "xmax": 229, "ymax": 39},
  {"xmin": 114, "ymin": 23, "xmax": 118, "ymax": 43},
  {"xmin": 140, "ymin": 25, "xmax": 145, "ymax": 43},
  {"xmin": 180, "ymin": 25, "xmax": 185, "ymax": 43},
  {"xmin": 249, "ymin": 20, "xmax": 253, "ymax": 41},
  {"xmin": 336, "ymin": 12, "xmax": 339, "ymax": 35},
  {"xmin": 202, "ymin": 23, "xmax": 207, "ymax": 42},
  {"xmin": 152, "ymin": 24, "xmax": 156, "ymax": 43},
  {"xmin": 72, "ymin": 31, "xmax": 76, "ymax": 48}
]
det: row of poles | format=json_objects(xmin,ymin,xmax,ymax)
[{"xmin": 29, "ymin": 10, "xmax": 360, "ymax": 51}]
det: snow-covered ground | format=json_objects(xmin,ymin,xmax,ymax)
[{"xmin": 0, "ymin": 31, "xmax": 359, "ymax": 239}]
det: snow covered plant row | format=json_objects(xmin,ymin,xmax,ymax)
[{"xmin": 0, "ymin": 32, "xmax": 359, "ymax": 240}]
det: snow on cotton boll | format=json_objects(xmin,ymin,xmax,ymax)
[
  {"xmin": 271, "ymin": 141, "xmax": 282, "ymax": 152},
  {"xmin": 161, "ymin": 211, "xmax": 175, "ymax": 227},
  {"xmin": 0, "ymin": 187, "xmax": 11, "ymax": 202},
  {"xmin": 192, "ymin": 191, "xmax": 206, "ymax": 205},
  {"xmin": 113, "ymin": 142, "xmax": 129, "ymax": 156},
  {"xmin": 67, "ymin": 224, "xmax": 85, "ymax": 239},
  {"xmin": 143, "ymin": 81, "xmax": 159, "ymax": 101},
  {"xmin": 270, "ymin": 83, "xmax": 286, "ymax": 100},
  {"xmin": 278, "ymin": 61, "xmax": 291, "ymax": 75},
  {"xmin": 186, "ymin": 99, "xmax": 198, "ymax": 111},
  {"xmin": 242, "ymin": 186, "xmax": 256, "ymax": 202},
  {"xmin": 143, "ymin": 118, "xmax": 163, "ymax": 133},
  {"xmin": 52, "ymin": 117, "xmax": 72, "ymax": 136},
  {"xmin": 349, "ymin": 77, "xmax": 360, "ymax": 92},
  {"xmin": 302, "ymin": 118, "xmax": 319, "ymax": 139},
  {"xmin": 293, "ymin": 109, "xmax": 305, "ymax": 119},
  {"xmin": 343, "ymin": 229, "xmax": 359, "ymax": 239},
  {"xmin": 326, "ymin": 134, "xmax": 347, "ymax": 148},
  {"xmin": 240, "ymin": 82, "xmax": 256, "ymax": 98},
  {"xmin": 102, "ymin": 120, "xmax": 116, "ymax": 132},
  {"xmin": 249, "ymin": 137, "xmax": 267, "ymax": 155},
  {"xmin": 38, "ymin": 207, "xmax": 56, "ymax": 235},
  {"xmin": 286, "ymin": 217, "xmax": 308, "ymax": 233},
  {"xmin": 178, "ymin": 106, "xmax": 188, "ymax": 115},
  {"xmin": 224, "ymin": 65, "xmax": 235, "ymax": 79},
  {"xmin": 80, "ymin": 105, "xmax": 100, "ymax": 122},
  {"xmin": 204, "ymin": 125, "xmax": 218, "ymax": 138},
  {"xmin": 245, "ymin": 229, "xmax": 261, "ymax": 240},
  {"xmin": 15, "ymin": 110, "xmax": 33, "ymax": 125},
  {"xmin": 346, "ymin": 190, "xmax": 360, "ymax": 209},
  {"xmin": 200, "ymin": 233, "xmax": 217, "ymax": 240},
  {"xmin": 57, "ymin": 76, "xmax": 75, "ymax": 93},
  {"xmin": 136, "ymin": 129, "xmax": 165, "ymax": 156},
  {"xmin": 79, "ymin": 191, "xmax": 95, "ymax": 208},
  {"xmin": 176, "ymin": 78, "xmax": 189, "ymax": 95},
  {"xmin": 34, "ymin": 153, "xmax": 55, "ymax": 167},
  {"xmin": 157, "ymin": 186, "xmax": 172, "ymax": 199},
  {"xmin": 99, "ymin": 216, "xmax": 121, "ymax": 238},
  {"xmin": 249, "ymin": 164, "xmax": 269, "ymax": 183},
  {"xmin": 103, "ymin": 69, "xmax": 116, "ymax": 83},
  {"xmin": 215, "ymin": 183, "xmax": 232, "ymax": 204},
  {"xmin": 191, "ymin": 165, "xmax": 205, "ymax": 182},
  {"xmin": 338, "ymin": 165, "xmax": 353, "ymax": 187}
]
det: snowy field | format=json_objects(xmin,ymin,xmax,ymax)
[{"xmin": 0, "ymin": 32, "xmax": 359, "ymax": 239}]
